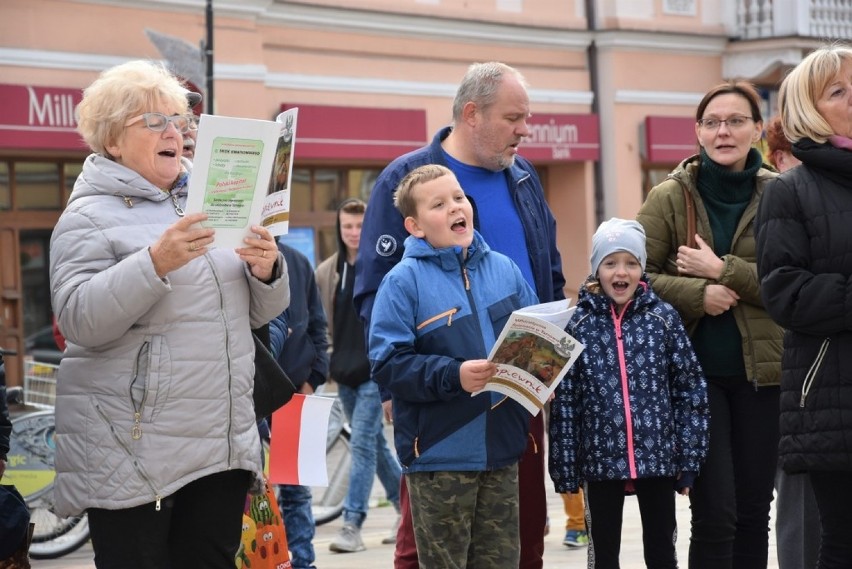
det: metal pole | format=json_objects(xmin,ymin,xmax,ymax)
[
  {"xmin": 585, "ymin": 0, "xmax": 604, "ymax": 225},
  {"xmin": 205, "ymin": 0, "xmax": 214, "ymax": 114}
]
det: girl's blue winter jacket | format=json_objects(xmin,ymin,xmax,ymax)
[
  {"xmin": 549, "ymin": 279, "xmax": 709, "ymax": 493},
  {"xmin": 369, "ymin": 231, "xmax": 539, "ymax": 472}
]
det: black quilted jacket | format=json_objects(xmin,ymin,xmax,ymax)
[{"xmin": 756, "ymin": 138, "xmax": 852, "ymax": 473}]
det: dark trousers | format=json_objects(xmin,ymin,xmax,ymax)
[
  {"xmin": 809, "ymin": 471, "xmax": 852, "ymax": 569},
  {"xmin": 88, "ymin": 469, "xmax": 251, "ymax": 569},
  {"xmin": 394, "ymin": 413, "xmax": 547, "ymax": 569},
  {"xmin": 775, "ymin": 468, "xmax": 820, "ymax": 569},
  {"xmin": 688, "ymin": 376, "xmax": 779, "ymax": 569},
  {"xmin": 586, "ymin": 477, "xmax": 678, "ymax": 569}
]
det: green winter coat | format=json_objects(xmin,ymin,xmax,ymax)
[{"xmin": 636, "ymin": 154, "xmax": 783, "ymax": 387}]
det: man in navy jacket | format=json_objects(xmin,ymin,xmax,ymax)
[{"xmin": 354, "ymin": 61, "xmax": 565, "ymax": 569}]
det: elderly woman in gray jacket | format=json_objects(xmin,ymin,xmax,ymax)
[{"xmin": 49, "ymin": 60, "xmax": 289, "ymax": 568}]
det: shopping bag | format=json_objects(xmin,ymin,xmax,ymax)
[
  {"xmin": 235, "ymin": 481, "xmax": 291, "ymax": 569},
  {"xmin": 0, "ymin": 522, "xmax": 33, "ymax": 569},
  {"xmin": 0, "ymin": 484, "xmax": 31, "ymax": 568}
]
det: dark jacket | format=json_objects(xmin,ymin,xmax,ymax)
[
  {"xmin": 756, "ymin": 138, "xmax": 852, "ymax": 473},
  {"xmin": 549, "ymin": 280, "xmax": 709, "ymax": 493},
  {"xmin": 272, "ymin": 242, "xmax": 329, "ymax": 390},
  {"xmin": 354, "ymin": 126, "xmax": 566, "ymax": 330},
  {"xmin": 316, "ymin": 199, "xmax": 371, "ymax": 388},
  {"xmin": 637, "ymin": 154, "xmax": 783, "ymax": 387},
  {"xmin": 369, "ymin": 232, "xmax": 538, "ymax": 471},
  {"xmin": 0, "ymin": 355, "xmax": 10, "ymax": 460}
]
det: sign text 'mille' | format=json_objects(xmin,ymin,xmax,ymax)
[{"xmin": 27, "ymin": 86, "xmax": 78, "ymax": 128}]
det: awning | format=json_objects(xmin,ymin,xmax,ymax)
[
  {"xmin": 0, "ymin": 84, "xmax": 87, "ymax": 151},
  {"xmin": 642, "ymin": 116, "xmax": 697, "ymax": 163},
  {"xmin": 280, "ymin": 103, "xmax": 427, "ymax": 162}
]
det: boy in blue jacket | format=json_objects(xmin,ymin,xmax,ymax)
[
  {"xmin": 549, "ymin": 218, "xmax": 709, "ymax": 569},
  {"xmin": 368, "ymin": 164, "xmax": 538, "ymax": 568}
]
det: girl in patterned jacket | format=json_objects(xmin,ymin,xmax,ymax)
[{"xmin": 549, "ymin": 218, "xmax": 709, "ymax": 569}]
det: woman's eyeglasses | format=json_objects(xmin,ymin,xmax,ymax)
[
  {"xmin": 125, "ymin": 112, "xmax": 198, "ymax": 134},
  {"xmin": 697, "ymin": 115, "xmax": 755, "ymax": 130}
]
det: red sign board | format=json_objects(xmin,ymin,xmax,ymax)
[
  {"xmin": 0, "ymin": 84, "xmax": 87, "ymax": 151},
  {"xmin": 280, "ymin": 103, "xmax": 427, "ymax": 162},
  {"xmin": 522, "ymin": 113, "xmax": 599, "ymax": 162},
  {"xmin": 643, "ymin": 116, "xmax": 698, "ymax": 163}
]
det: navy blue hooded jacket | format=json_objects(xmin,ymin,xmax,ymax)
[{"xmin": 269, "ymin": 242, "xmax": 329, "ymax": 389}]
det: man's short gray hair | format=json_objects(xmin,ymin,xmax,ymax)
[{"xmin": 451, "ymin": 62, "xmax": 528, "ymax": 122}]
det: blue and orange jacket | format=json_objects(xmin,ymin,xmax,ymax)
[
  {"xmin": 549, "ymin": 278, "xmax": 709, "ymax": 493},
  {"xmin": 368, "ymin": 231, "xmax": 539, "ymax": 472}
]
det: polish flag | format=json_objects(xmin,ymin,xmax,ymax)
[{"xmin": 269, "ymin": 394, "xmax": 335, "ymax": 486}]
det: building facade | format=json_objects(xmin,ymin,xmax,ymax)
[{"xmin": 0, "ymin": 0, "xmax": 837, "ymax": 384}]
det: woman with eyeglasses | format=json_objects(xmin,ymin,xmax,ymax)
[
  {"xmin": 636, "ymin": 81, "xmax": 783, "ymax": 569},
  {"xmin": 49, "ymin": 60, "xmax": 289, "ymax": 568},
  {"xmin": 756, "ymin": 44, "xmax": 852, "ymax": 569}
]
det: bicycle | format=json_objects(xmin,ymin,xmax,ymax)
[
  {"xmin": 5, "ymin": 358, "xmax": 91, "ymax": 559},
  {"xmin": 310, "ymin": 385, "xmax": 351, "ymax": 526}
]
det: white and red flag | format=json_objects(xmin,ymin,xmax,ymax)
[{"xmin": 269, "ymin": 394, "xmax": 334, "ymax": 486}]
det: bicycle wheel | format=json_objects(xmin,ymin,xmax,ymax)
[
  {"xmin": 7, "ymin": 410, "xmax": 92, "ymax": 558},
  {"xmin": 28, "ymin": 508, "xmax": 90, "ymax": 559},
  {"xmin": 311, "ymin": 396, "xmax": 350, "ymax": 525},
  {"xmin": 6, "ymin": 411, "xmax": 57, "ymax": 502},
  {"xmin": 311, "ymin": 427, "xmax": 350, "ymax": 525}
]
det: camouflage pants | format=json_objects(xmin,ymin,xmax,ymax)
[{"xmin": 406, "ymin": 464, "xmax": 520, "ymax": 569}]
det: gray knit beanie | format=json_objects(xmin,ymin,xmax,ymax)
[{"xmin": 590, "ymin": 218, "xmax": 647, "ymax": 277}]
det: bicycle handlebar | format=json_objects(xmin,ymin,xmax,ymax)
[{"xmin": 5, "ymin": 385, "xmax": 24, "ymax": 405}]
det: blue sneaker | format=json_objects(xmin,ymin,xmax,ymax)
[{"xmin": 563, "ymin": 529, "xmax": 589, "ymax": 548}]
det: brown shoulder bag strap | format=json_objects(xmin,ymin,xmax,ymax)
[{"xmin": 680, "ymin": 181, "xmax": 697, "ymax": 249}]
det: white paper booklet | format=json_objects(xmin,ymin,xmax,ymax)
[
  {"xmin": 476, "ymin": 300, "xmax": 585, "ymax": 416},
  {"xmin": 261, "ymin": 109, "xmax": 297, "ymax": 237},
  {"xmin": 512, "ymin": 298, "xmax": 576, "ymax": 329},
  {"xmin": 185, "ymin": 109, "xmax": 298, "ymax": 249}
]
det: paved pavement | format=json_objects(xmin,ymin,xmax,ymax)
[
  {"xmin": 30, "ymin": 419, "xmax": 779, "ymax": 568},
  {"xmin": 31, "ymin": 483, "xmax": 779, "ymax": 568}
]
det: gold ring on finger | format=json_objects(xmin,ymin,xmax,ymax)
[
  {"xmin": 189, "ymin": 242, "xmax": 197, "ymax": 252},
  {"xmin": 261, "ymin": 249, "xmax": 267, "ymax": 258}
]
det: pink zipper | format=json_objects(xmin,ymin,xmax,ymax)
[{"xmin": 610, "ymin": 302, "xmax": 637, "ymax": 480}]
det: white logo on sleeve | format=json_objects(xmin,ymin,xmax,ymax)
[{"xmin": 376, "ymin": 235, "xmax": 398, "ymax": 257}]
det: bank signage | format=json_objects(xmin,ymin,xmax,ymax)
[
  {"xmin": 0, "ymin": 84, "xmax": 86, "ymax": 151},
  {"xmin": 522, "ymin": 113, "xmax": 599, "ymax": 162}
]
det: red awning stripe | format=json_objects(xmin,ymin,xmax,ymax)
[{"xmin": 299, "ymin": 138, "xmax": 427, "ymax": 146}]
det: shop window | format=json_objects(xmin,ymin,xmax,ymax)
[
  {"xmin": 642, "ymin": 167, "xmax": 673, "ymax": 201},
  {"xmin": 349, "ymin": 170, "xmax": 379, "ymax": 202},
  {"xmin": 16, "ymin": 162, "xmax": 61, "ymax": 210},
  {"xmin": 315, "ymin": 170, "xmax": 343, "ymax": 211},
  {"xmin": 0, "ymin": 162, "xmax": 9, "ymax": 210},
  {"xmin": 20, "ymin": 230, "xmax": 53, "ymax": 338},
  {"xmin": 290, "ymin": 169, "xmax": 311, "ymax": 213},
  {"xmin": 63, "ymin": 162, "xmax": 83, "ymax": 207},
  {"xmin": 285, "ymin": 167, "xmax": 381, "ymax": 263}
]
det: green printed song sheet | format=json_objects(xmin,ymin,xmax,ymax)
[{"xmin": 202, "ymin": 137, "xmax": 265, "ymax": 229}]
